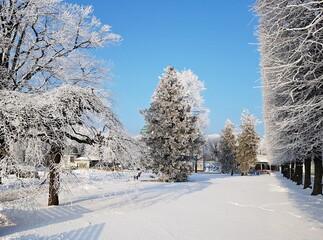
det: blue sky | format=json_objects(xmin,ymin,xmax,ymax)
[{"xmin": 71, "ymin": 0, "xmax": 262, "ymax": 136}]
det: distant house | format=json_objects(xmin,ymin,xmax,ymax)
[
  {"xmin": 75, "ymin": 156, "xmax": 100, "ymax": 168},
  {"xmin": 63, "ymin": 146, "xmax": 99, "ymax": 169},
  {"xmin": 63, "ymin": 146, "xmax": 80, "ymax": 169},
  {"xmin": 252, "ymin": 155, "xmax": 279, "ymax": 174}
]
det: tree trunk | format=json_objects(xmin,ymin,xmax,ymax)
[
  {"xmin": 311, "ymin": 156, "xmax": 322, "ymax": 196},
  {"xmin": 303, "ymin": 158, "xmax": 312, "ymax": 189},
  {"xmin": 282, "ymin": 163, "xmax": 287, "ymax": 177},
  {"xmin": 290, "ymin": 161, "xmax": 295, "ymax": 182},
  {"xmin": 48, "ymin": 146, "xmax": 61, "ymax": 206},
  {"xmin": 284, "ymin": 162, "xmax": 291, "ymax": 179},
  {"xmin": 194, "ymin": 158, "xmax": 198, "ymax": 173},
  {"xmin": 231, "ymin": 169, "xmax": 234, "ymax": 176},
  {"xmin": 295, "ymin": 161, "xmax": 303, "ymax": 185}
]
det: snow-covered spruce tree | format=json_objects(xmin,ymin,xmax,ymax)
[
  {"xmin": 219, "ymin": 120, "xmax": 237, "ymax": 175},
  {"xmin": 0, "ymin": 0, "xmax": 137, "ymax": 206},
  {"xmin": 236, "ymin": 110, "xmax": 260, "ymax": 176},
  {"xmin": 141, "ymin": 66, "xmax": 203, "ymax": 182},
  {"xmin": 179, "ymin": 69, "xmax": 209, "ymax": 172}
]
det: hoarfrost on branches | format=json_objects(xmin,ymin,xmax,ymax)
[
  {"xmin": 0, "ymin": 85, "xmax": 138, "ymax": 206},
  {"xmin": 179, "ymin": 69, "xmax": 210, "ymax": 131},
  {"xmin": 0, "ymin": 0, "xmax": 139, "ymax": 206},
  {"xmin": 254, "ymin": 0, "xmax": 323, "ymax": 194},
  {"xmin": 219, "ymin": 119, "xmax": 237, "ymax": 175},
  {"xmin": 141, "ymin": 66, "xmax": 204, "ymax": 182},
  {"xmin": 0, "ymin": 0, "xmax": 121, "ymax": 91},
  {"xmin": 236, "ymin": 110, "xmax": 260, "ymax": 176}
]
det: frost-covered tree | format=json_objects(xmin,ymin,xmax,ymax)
[
  {"xmin": 141, "ymin": 66, "xmax": 203, "ymax": 182},
  {"xmin": 203, "ymin": 134, "xmax": 221, "ymax": 163},
  {"xmin": 0, "ymin": 0, "xmax": 136, "ymax": 206},
  {"xmin": 255, "ymin": 0, "xmax": 323, "ymax": 194},
  {"xmin": 0, "ymin": 85, "xmax": 137, "ymax": 206},
  {"xmin": 179, "ymin": 69, "xmax": 210, "ymax": 130},
  {"xmin": 219, "ymin": 120, "xmax": 237, "ymax": 175},
  {"xmin": 178, "ymin": 69, "xmax": 209, "ymax": 171},
  {"xmin": 236, "ymin": 110, "xmax": 260, "ymax": 176},
  {"xmin": 0, "ymin": 0, "xmax": 120, "ymax": 90}
]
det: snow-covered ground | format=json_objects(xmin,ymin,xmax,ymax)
[{"xmin": 1, "ymin": 170, "xmax": 323, "ymax": 240}]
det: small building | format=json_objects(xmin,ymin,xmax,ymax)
[
  {"xmin": 252, "ymin": 155, "xmax": 279, "ymax": 174},
  {"xmin": 75, "ymin": 156, "xmax": 100, "ymax": 168},
  {"xmin": 62, "ymin": 146, "xmax": 100, "ymax": 169},
  {"xmin": 63, "ymin": 146, "xmax": 80, "ymax": 169}
]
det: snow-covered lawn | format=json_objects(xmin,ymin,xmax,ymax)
[{"xmin": 1, "ymin": 171, "xmax": 323, "ymax": 240}]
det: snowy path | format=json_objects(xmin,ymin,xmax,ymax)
[{"xmin": 1, "ymin": 172, "xmax": 323, "ymax": 240}]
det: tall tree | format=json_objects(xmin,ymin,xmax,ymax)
[
  {"xmin": 179, "ymin": 69, "xmax": 209, "ymax": 172},
  {"xmin": 179, "ymin": 69, "xmax": 209, "ymax": 130},
  {"xmin": 141, "ymin": 66, "xmax": 203, "ymax": 182},
  {"xmin": 219, "ymin": 120, "xmax": 237, "ymax": 175},
  {"xmin": 236, "ymin": 110, "xmax": 260, "ymax": 176},
  {"xmin": 0, "ymin": 0, "xmax": 134, "ymax": 206}
]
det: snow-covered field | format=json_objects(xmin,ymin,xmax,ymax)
[{"xmin": 1, "ymin": 170, "xmax": 323, "ymax": 240}]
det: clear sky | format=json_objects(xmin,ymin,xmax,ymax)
[{"xmin": 70, "ymin": 0, "xmax": 262, "ymax": 136}]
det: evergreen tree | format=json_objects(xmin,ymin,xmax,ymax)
[
  {"xmin": 236, "ymin": 110, "xmax": 260, "ymax": 176},
  {"xmin": 219, "ymin": 120, "xmax": 237, "ymax": 175},
  {"xmin": 141, "ymin": 66, "xmax": 203, "ymax": 182}
]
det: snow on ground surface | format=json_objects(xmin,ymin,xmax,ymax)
[{"xmin": 1, "ymin": 170, "xmax": 323, "ymax": 240}]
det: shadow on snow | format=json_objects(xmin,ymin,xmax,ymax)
[
  {"xmin": 275, "ymin": 173, "xmax": 323, "ymax": 228},
  {"xmin": 0, "ymin": 205, "xmax": 92, "ymax": 237},
  {"xmin": 7, "ymin": 223, "xmax": 105, "ymax": 240}
]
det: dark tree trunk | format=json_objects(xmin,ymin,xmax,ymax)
[
  {"xmin": 283, "ymin": 163, "xmax": 289, "ymax": 178},
  {"xmin": 284, "ymin": 162, "xmax": 291, "ymax": 179},
  {"xmin": 290, "ymin": 161, "xmax": 296, "ymax": 182},
  {"xmin": 231, "ymin": 170, "xmax": 234, "ymax": 176},
  {"xmin": 0, "ymin": 139, "xmax": 5, "ymax": 185},
  {"xmin": 304, "ymin": 158, "xmax": 312, "ymax": 189},
  {"xmin": 194, "ymin": 158, "xmax": 198, "ymax": 173},
  {"xmin": 282, "ymin": 163, "xmax": 287, "ymax": 177},
  {"xmin": 48, "ymin": 146, "xmax": 61, "ymax": 206},
  {"xmin": 311, "ymin": 156, "xmax": 322, "ymax": 196},
  {"xmin": 295, "ymin": 161, "xmax": 303, "ymax": 185}
]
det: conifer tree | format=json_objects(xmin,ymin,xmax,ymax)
[
  {"xmin": 141, "ymin": 66, "xmax": 203, "ymax": 182},
  {"xmin": 236, "ymin": 110, "xmax": 260, "ymax": 176},
  {"xmin": 219, "ymin": 120, "xmax": 237, "ymax": 175}
]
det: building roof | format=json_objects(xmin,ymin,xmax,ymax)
[{"xmin": 76, "ymin": 156, "xmax": 100, "ymax": 161}]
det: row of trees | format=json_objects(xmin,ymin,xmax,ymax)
[
  {"xmin": 255, "ymin": 0, "xmax": 323, "ymax": 195},
  {"xmin": 140, "ymin": 65, "xmax": 260, "ymax": 181},
  {"xmin": 218, "ymin": 111, "xmax": 260, "ymax": 176},
  {"xmin": 0, "ymin": 0, "xmax": 136, "ymax": 206}
]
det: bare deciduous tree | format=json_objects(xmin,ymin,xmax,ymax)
[
  {"xmin": 255, "ymin": 0, "xmax": 323, "ymax": 194},
  {"xmin": 0, "ymin": 0, "xmax": 139, "ymax": 206}
]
